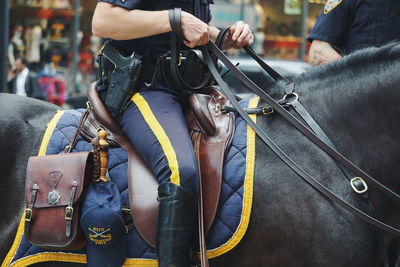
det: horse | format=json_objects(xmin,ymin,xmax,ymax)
[{"xmin": 1, "ymin": 42, "xmax": 400, "ymax": 266}]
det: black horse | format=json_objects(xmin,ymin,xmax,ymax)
[{"xmin": 1, "ymin": 43, "xmax": 400, "ymax": 266}]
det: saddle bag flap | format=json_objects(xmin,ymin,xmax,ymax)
[{"xmin": 24, "ymin": 151, "xmax": 93, "ymax": 250}]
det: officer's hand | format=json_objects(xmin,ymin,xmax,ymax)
[
  {"xmin": 180, "ymin": 12, "xmax": 209, "ymax": 48},
  {"xmin": 309, "ymin": 40, "xmax": 342, "ymax": 66},
  {"xmin": 223, "ymin": 21, "xmax": 254, "ymax": 49}
]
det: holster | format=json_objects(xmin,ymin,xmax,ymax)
[
  {"xmin": 24, "ymin": 152, "xmax": 94, "ymax": 250},
  {"xmin": 99, "ymin": 41, "xmax": 143, "ymax": 113}
]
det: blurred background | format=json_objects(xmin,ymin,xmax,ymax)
[{"xmin": 0, "ymin": 0, "xmax": 325, "ymax": 106}]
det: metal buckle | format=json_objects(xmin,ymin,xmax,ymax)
[
  {"xmin": 65, "ymin": 206, "xmax": 74, "ymax": 221},
  {"xmin": 350, "ymin": 177, "xmax": 368, "ymax": 194},
  {"xmin": 97, "ymin": 43, "xmax": 106, "ymax": 56},
  {"xmin": 25, "ymin": 208, "xmax": 32, "ymax": 222},
  {"xmin": 283, "ymin": 92, "xmax": 299, "ymax": 106},
  {"xmin": 178, "ymin": 53, "xmax": 183, "ymax": 66},
  {"xmin": 262, "ymin": 106, "xmax": 274, "ymax": 115}
]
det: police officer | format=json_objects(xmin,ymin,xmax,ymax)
[
  {"xmin": 92, "ymin": 1, "xmax": 253, "ymax": 266},
  {"xmin": 308, "ymin": 0, "xmax": 400, "ymax": 66}
]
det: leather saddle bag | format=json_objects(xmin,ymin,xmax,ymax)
[{"xmin": 24, "ymin": 151, "xmax": 94, "ymax": 250}]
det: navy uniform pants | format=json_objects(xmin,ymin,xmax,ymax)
[{"xmin": 117, "ymin": 89, "xmax": 199, "ymax": 194}]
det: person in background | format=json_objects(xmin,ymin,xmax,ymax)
[
  {"xmin": 307, "ymin": 0, "xmax": 400, "ymax": 66},
  {"xmin": 8, "ymin": 57, "xmax": 47, "ymax": 101},
  {"xmin": 92, "ymin": 1, "xmax": 253, "ymax": 266}
]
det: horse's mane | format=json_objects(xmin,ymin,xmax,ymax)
[{"xmin": 270, "ymin": 42, "xmax": 400, "ymax": 95}]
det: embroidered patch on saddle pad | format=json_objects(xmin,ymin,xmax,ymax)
[{"xmin": 2, "ymin": 97, "xmax": 259, "ymax": 267}]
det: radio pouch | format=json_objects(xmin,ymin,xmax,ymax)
[{"xmin": 24, "ymin": 151, "xmax": 94, "ymax": 250}]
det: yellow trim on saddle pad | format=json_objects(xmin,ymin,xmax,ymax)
[{"xmin": 206, "ymin": 96, "xmax": 259, "ymax": 258}]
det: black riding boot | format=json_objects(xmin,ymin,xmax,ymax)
[{"xmin": 157, "ymin": 182, "xmax": 198, "ymax": 267}]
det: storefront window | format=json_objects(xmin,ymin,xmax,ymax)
[
  {"xmin": 212, "ymin": 0, "xmax": 326, "ymax": 60},
  {"xmin": 8, "ymin": 0, "xmax": 98, "ymax": 105}
]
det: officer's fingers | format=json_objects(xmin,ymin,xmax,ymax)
[
  {"xmin": 197, "ymin": 35, "xmax": 209, "ymax": 46},
  {"xmin": 184, "ymin": 31, "xmax": 208, "ymax": 48},
  {"xmin": 184, "ymin": 40, "xmax": 196, "ymax": 48},
  {"xmin": 247, "ymin": 34, "xmax": 254, "ymax": 46},
  {"xmin": 231, "ymin": 22, "xmax": 244, "ymax": 41},
  {"xmin": 237, "ymin": 28, "xmax": 250, "ymax": 43}
]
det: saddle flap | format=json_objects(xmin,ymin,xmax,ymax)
[
  {"xmin": 189, "ymin": 93, "xmax": 216, "ymax": 136},
  {"xmin": 191, "ymin": 86, "xmax": 235, "ymax": 232},
  {"xmin": 25, "ymin": 152, "xmax": 93, "ymax": 208}
]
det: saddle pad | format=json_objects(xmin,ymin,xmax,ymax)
[{"xmin": 2, "ymin": 97, "xmax": 259, "ymax": 267}]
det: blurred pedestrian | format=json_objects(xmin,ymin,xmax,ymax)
[
  {"xmin": 8, "ymin": 57, "xmax": 47, "ymax": 101},
  {"xmin": 307, "ymin": 0, "xmax": 400, "ymax": 66}
]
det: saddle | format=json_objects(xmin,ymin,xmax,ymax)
[{"xmin": 81, "ymin": 82, "xmax": 235, "ymax": 247}]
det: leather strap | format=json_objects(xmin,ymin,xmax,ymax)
[
  {"xmin": 222, "ymin": 105, "xmax": 275, "ymax": 115},
  {"xmin": 201, "ymin": 42, "xmax": 400, "ymax": 236},
  {"xmin": 283, "ymin": 85, "xmax": 367, "ymax": 194},
  {"xmin": 243, "ymin": 46, "xmax": 288, "ymax": 82},
  {"xmin": 215, "ymin": 27, "xmax": 230, "ymax": 50},
  {"xmin": 206, "ymin": 41, "xmax": 400, "ymax": 203},
  {"xmin": 65, "ymin": 183, "xmax": 77, "ymax": 237},
  {"xmin": 244, "ymin": 46, "xmax": 368, "ymax": 194},
  {"xmin": 24, "ymin": 183, "xmax": 39, "ymax": 235},
  {"xmin": 168, "ymin": 8, "xmax": 213, "ymax": 92},
  {"xmin": 169, "ymin": 8, "xmax": 184, "ymax": 40},
  {"xmin": 194, "ymin": 133, "xmax": 209, "ymax": 267},
  {"xmin": 65, "ymin": 102, "xmax": 92, "ymax": 153}
]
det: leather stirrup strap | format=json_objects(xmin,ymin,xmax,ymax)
[{"xmin": 194, "ymin": 133, "xmax": 209, "ymax": 267}]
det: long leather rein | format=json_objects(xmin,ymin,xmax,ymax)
[{"xmin": 200, "ymin": 41, "xmax": 400, "ymax": 237}]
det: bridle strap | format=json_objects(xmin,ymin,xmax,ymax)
[
  {"xmin": 243, "ymin": 45, "xmax": 360, "ymax": 189},
  {"xmin": 282, "ymin": 84, "xmax": 364, "ymax": 190},
  {"xmin": 206, "ymin": 41, "xmax": 400, "ymax": 203},
  {"xmin": 243, "ymin": 46, "xmax": 288, "ymax": 82},
  {"xmin": 201, "ymin": 41, "xmax": 400, "ymax": 236}
]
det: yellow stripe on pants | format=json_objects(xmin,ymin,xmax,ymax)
[{"xmin": 131, "ymin": 93, "xmax": 181, "ymax": 186}]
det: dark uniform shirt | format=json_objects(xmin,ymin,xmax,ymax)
[
  {"xmin": 98, "ymin": 0, "xmax": 213, "ymax": 56},
  {"xmin": 308, "ymin": 0, "xmax": 400, "ymax": 54}
]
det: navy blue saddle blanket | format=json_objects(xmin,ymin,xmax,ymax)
[{"xmin": 3, "ymin": 97, "xmax": 259, "ymax": 267}]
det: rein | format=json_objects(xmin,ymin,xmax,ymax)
[
  {"xmin": 201, "ymin": 41, "xmax": 400, "ymax": 237},
  {"xmin": 246, "ymin": 45, "xmax": 367, "ymax": 194}
]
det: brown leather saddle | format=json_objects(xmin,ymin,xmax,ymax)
[{"xmin": 80, "ymin": 82, "xmax": 235, "ymax": 247}]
